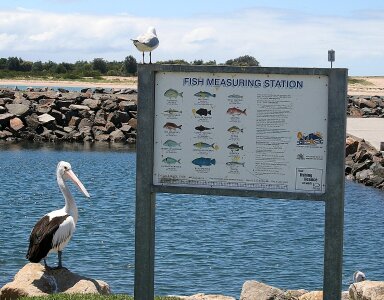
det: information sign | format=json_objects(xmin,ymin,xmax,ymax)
[{"xmin": 153, "ymin": 72, "xmax": 328, "ymax": 193}]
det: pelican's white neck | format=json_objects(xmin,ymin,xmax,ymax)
[{"xmin": 57, "ymin": 174, "xmax": 78, "ymax": 224}]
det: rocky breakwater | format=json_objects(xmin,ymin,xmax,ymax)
[
  {"xmin": 0, "ymin": 87, "xmax": 138, "ymax": 143},
  {"xmin": 345, "ymin": 135, "xmax": 384, "ymax": 189},
  {"xmin": 347, "ymin": 95, "xmax": 384, "ymax": 117}
]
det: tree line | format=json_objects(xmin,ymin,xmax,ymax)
[{"xmin": 0, "ymin": 55, "xmax": 260, "ymax": 79}]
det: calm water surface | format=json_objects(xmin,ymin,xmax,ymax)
[{"xmin": 1, "ymin": 142, "xmax": 384, "ymax": 298}]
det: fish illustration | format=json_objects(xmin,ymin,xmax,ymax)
[
  {"xmin": 163, "ymin": 140, "xmax": 181, "ymax": 147},
  {"xmin": 228, "ymin": 94, "xmax": 243, "ymax": 99},
  {"xmin": 226, "ymin": 161, "xmax": 245, "ymax": 167},
  {"xmin": 162, "ymin": 157, "xmax": 181, "ymax": 164},
  {"xmin": 227, "ymin": 143, "xmax": 244, "ymax": 151},
  {"xmin": 163, "ymin": 122, "xmax": 182, "ymax": 130},
  {"xmin": 227, "ymin": 126, "xmax": 243, "ymax": 133},
  {"xmin": 192, "ymin": 108, "xmax": 211, "ymax": 116},
  {"xmin": 227, "ymin": 107, "xmax": 247, "ymax": 116},
  {"xmin": 192, "ymin": 157, "xmax": 216, "ymax": 167},
  {"xmin": 164, "ymin": 88, "xmax": 183, "ymax": 99},
  {"xmin": 163, "ymin": 108, "xmax": 182, "ymax": 115},
  {"xmin": 194, "ymin": 91, "xmax": 216, "ymax": 99},
  {"xmin": 193, "ymin": 142, "xmax": 219, "ymax": 150},
  {"xmin": 195, "ymin": 125, "xmax": 213, "ymax": 132}
]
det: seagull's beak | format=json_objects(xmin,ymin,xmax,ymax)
[{"xmin": 66, "ymin": 169, "xmax": 91, "ymax": 198}]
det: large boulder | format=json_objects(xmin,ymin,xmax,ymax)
[
  {"xmin": 240, "ymin": 280, "xmax": 283, "ymax": 300},
  {"xmin": 0, "ymin": 263, "xmax": 110, "ymax": 299},
  {"xmin": 349, "ymin": 281, "xmax": 384, "ymax": 300}
]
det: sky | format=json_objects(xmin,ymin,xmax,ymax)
[{"xmin": 0, "ymin": 0, "xmax": 383, "ymax": 75}]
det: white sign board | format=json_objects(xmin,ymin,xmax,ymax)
[{"xmin": 153, "ymin": 72, "xmax": 328, "ymax": 193}]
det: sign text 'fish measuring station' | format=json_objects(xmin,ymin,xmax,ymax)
[{"xmin": 135, "ymin": 64, "xmax": 347, "ymax": 300}]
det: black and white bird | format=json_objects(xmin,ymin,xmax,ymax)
[
  {"xmin": 26, "ymin": 161, "xmax": 90, "ymax": 269},
  {"xmin": 132, "ymin": 26, "xmax": 159, "ymax": 64}
]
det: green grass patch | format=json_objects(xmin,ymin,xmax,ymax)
[
  {"xmin": 348, "ymin": 77, "xmax": 374, "ymax": 86},
  {"xmin": 20, "ymin": 294, "xmax": 181, "ymax": 300}
]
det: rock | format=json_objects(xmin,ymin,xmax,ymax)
[
  {"xmin": 24, "ymin": 114, "xmax": 40, "ymax": 131},
  {"xmin": 68, "ymin": 116, "xmax": 81, "ymax": 127},
  {"xmin": 176, "ymin": 293, "xmax": 235, "ymax": 300},
  {"xmin": 0, "ymin": 263, "xmax": 110, "ymax": 299},
  {"xmin": 116, "ymin": 111, "xmax": 130, "ymax": 123},
  {"xmin": 349, "ymin": 281, "xmax": 384, "ymax": 300},
  {"xmin": 5, "ymin": 103, "xmax": 30, "ymax": 116},
  {"xmin": 240, "ymin": 280, "xmax": 283, "ymax": 300},
  {"xmin": 58, "ymin": 88, "xmax": 69, "ymax": 93},
  {"xmin": 38, "ymin": 113, "xmax": 56, "ymax": 124},
  {"xmin": 119, "ymin": 100, "xmax": 137, "ymax": 111},
  {"xmin": 120, "ymin": 123, "xmax": 133, "ymax": 133},
  {"xmin": 36, "ymin": 103, "xmax": 52, "ymax": 114},
  {"xmin": 105, "ymin": 121, "xmax": 116, "ymax": 134},
  {"xmin": 109, "ymin": 129, "xmax": 125, "ymax": 142},
  {"xmin": 78, "ymin": 118, "xmax": 93, "ymax": 130},
  {"xmin": 346, "ymin": 137, "xmax": 360, "ymax": 156},
  {"xmin": 0, "ymin": 130, "xmax": 13, "ymax": 139},
  {"xmin": 371, "ymin": 162, "xmax": 384, "ymax": 177},
  {"xmin": 359, "ymin": 98, "xmax": 377, "ymax": 109},
  {"xmin": 69, "ymin": 104, "xmax": 91, "ymax": 111},
  {"xmin": 82, "ymin": 98, "xmax": 100, "ymax": 109},
  {"xmin": 128, "ymin": 117, "xmax": 137, "ymax": 129},
  {"xmin": 94, "ymin": 109, "xmax": 107, "ymax": 126},
  {"xmin": 9, "ymin": 117, "xmax": 24, "ymax": 132},
  {"xmin": 298, "ymin": 291, "xmax": 323, "ymax": 300}
]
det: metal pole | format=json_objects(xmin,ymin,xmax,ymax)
[
  {"xmin": 322, "ymin": 69, "xmax": 347, "ymax": 300},
  {"xmin": 135, "ymin": 64, "xmax": 156, "ymax": 300}
]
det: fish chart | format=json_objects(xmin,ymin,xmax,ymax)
[{"xmin": 153, "ymin": 71, "xmax": 328, "ymax": 193}]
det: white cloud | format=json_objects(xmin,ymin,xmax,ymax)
[{"xmin": 0, "ymin": 7, "xmax": 383, "ymax": 74}]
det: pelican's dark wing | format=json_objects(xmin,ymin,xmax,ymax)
[{"xmin": 26, "ymin": 214, "xmax": 69, "ymax": 263}]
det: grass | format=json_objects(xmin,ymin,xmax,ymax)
[
  {"xmin": 20, "ymin": 294, "xmax": 181, "ymax": 300},
  {"xmin": 348, "ymin": 77, "xmax": 374, "ymax": 86}
]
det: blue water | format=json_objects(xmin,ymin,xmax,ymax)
[
  {"xmin": 0, "ymin": 84, "xmax": 85, "ymax": 92},
  {"xmin": 1, "ymin": 142, "xmax": 384, "ymax": 298}
]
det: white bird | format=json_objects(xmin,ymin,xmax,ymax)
[
  {"xmin": 132, "ymin": 27, "xmax": 159, "ymax": 64},
  {"xmin": 26, "ymin": 161, "xmax": 90, "ymax": 269},
  {"xmin": 353, "ymin": 270, "xmax": 366, "ymax": 282}
]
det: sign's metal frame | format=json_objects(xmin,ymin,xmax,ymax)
[{"xmin": 135, "ymin": 64, "xmax": 347, "ymax": 300}]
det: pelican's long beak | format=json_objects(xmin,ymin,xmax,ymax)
[{"xmin": 66, "ymin": 169, "xmax": 91, "ymax": 198}]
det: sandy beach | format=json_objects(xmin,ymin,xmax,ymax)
[
  {"xmin": 1, "ymin": 75, "xmax": 384, "ymax": 95},
  {"xmin": 348, "ymin": 76, "xmax": 384, "ymax": 96}
]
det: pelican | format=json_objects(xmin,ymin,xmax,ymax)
[
  {"xmin": 26, "ymin": 161, "xmax": 90, "ymax": 269},
  {"xmin": 353, "ymin": 270, "xmax": 366, "ymax": 282},
  {"xmin": 132, "ymin": 26, "xmax": 159, "ymax": 64}
]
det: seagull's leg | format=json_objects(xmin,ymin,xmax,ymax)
[
  {"xmin": 149, "ymin": 52, "xmax": 152, "ymax": 64},
  {"xmin": 142, "ymin": 52, "xmax": 145, "ymax": 64}
]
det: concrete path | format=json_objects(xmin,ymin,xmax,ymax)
[{"xmin": 347, "ymin": 118, "xmax": 384, "ymax": 150}]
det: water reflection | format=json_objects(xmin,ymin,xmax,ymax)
[{"xmin": 0, "ymin": 141, "xmax": 136, "ymax": 152}]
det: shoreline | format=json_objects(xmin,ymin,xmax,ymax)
[
  {"xmin": 1, "ymin": 75, "xmax": 384, "ymax": 95},
  {"xmin": 0, "ymin": 77, "xmax": 137, "ymax": 89}
]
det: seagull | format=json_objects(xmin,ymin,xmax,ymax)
[
  {"xmin": 132, "ymin": 27, "xmax": 159, "ymax": 64},
  {"xmin": 353, "ymin": 270, "xmax": 366, "ymax": 283}
]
